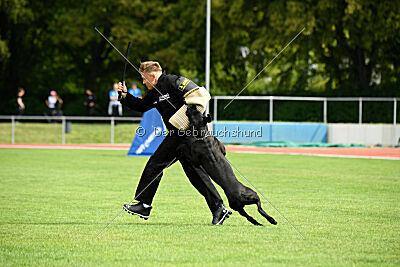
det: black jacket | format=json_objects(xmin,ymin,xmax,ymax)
[
  {"xmin": 120, "ymin": 72, "xmax": 198, "ymax": 130},
  {"xmin": 85, "ymin": 94, "xmax": 96, "ymax": 106}
]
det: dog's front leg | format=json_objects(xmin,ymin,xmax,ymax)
[{"xmin": 213, "ymin": 137, "xmax": 226, "ymax": 156}]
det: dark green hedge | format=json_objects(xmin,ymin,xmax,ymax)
[
  {"xmin": 212, "ymin": 99, "xmax": 399, "ymax": 123},
  {"xmin": 7, "ymin": 88, "xmax": 400, "ymax": 123}
]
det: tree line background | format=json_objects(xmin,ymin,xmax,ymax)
[{"xmin": 1, "ymin": 0, "xmax": 399, "ymax": 121}]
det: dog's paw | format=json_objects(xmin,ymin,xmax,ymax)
[
  {"xmin": 268, "ymin": 217, "xmax": 278, "ymax": 225},
  {"xmin": 251, "ymin": 221, "xmax": 263, "ymax": 226}
]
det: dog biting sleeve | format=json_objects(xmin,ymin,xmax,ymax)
[
  {"xmin": 168, "ymin": 104, "xmax": 203, "ymax": 130},
  {"xmin": 168, "ymin": 75, "xmax": 211, "ymax": 130},
  {"xmin": 168, "ymin": 87, "xmax": 210, "ymax": 130},
  {"xmin": 184, "ymin": 87, "xmax": 211, "ymax": 111}
]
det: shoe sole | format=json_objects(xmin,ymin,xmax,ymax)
[
  {"xmin": 215, "ymin": 209, "xmax": 232, "ymax": 225},
  {"xmin": 123, "ymin": 205, "xmax": 149, "ymax": 220}
]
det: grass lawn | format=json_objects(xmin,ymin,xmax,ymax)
[
  {"xmin": 0, "ymin": 148, "xmax": 399, "ymax": 265},
  {"xmin": 0, "ymin": 122, "xmax": 139, "ymax": 144}
]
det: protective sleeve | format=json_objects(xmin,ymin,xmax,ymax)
[{"xmin": 120, "ymin": 92, "xmax": 155, "ymax": 112}]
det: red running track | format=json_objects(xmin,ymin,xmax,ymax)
[
  {"xmin": 225, "ymin": 145, "xmax": 400, "ymax": 160},
  {"xmin": 0, "ymin": 143, "xmax": 399, "ymax": 160}
]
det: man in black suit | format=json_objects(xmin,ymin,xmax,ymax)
[{"xmin": 118, "ymin": 61, "xmax": 231, "ymax": 225}]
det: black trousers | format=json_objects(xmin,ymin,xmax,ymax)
[
  {"xmin": 135, "ymin": 134, "xmax": 223, "ymax": 213},
  {"xmin": 86, "ymin": 106, "xmax": 95, "ymax": 116}
]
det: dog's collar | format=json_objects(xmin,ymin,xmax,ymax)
[
  {"xmin": 193, "ymin": 131, "xmax": 211, "ymax": 141},
  {"xmin": 188, "ymin": 128, "xmax": 211, "ymax": 144}
]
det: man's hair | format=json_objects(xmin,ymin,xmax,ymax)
[{"xmin": 139, "ymin": 61, "xmax": 162, "ymax": 73}]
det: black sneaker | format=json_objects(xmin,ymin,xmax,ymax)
[
  {"xmin": 123, "ymin": 202, "xmax": 152, "ymax": 220},
  {"xmin": 212, "ymin": 205, "xmax": 232, "ymax": 225}
]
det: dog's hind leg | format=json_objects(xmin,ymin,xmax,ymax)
[
  {"xmin": 237, "ymin": 208, "xmax": 262, "ymax": 226},
  {"xmin": 257, "ymin": 201, "xmax": 277, "ymax": 225}
]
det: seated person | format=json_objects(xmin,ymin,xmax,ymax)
[{"xmin": 108, "ymin": 83, "xmax": 122, "ymax": 116}]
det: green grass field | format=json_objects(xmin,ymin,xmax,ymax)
[
  {"xmin": 0, "ymin": 122, "xmax": 139, "ymax": 144},
  {"xmin": 0, "ymin": 148, "xmax": 399, "ymax": 266}
]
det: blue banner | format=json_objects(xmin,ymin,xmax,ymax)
[
  {"xmin": 213, "ymin": 122, "xmax": 327, "ymax": 144},
  {"xmin": 127, "ymin": 108, "xmax": 166, "ymax": 156}
]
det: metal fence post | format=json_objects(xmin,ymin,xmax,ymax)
[
  {"xmin": 358, "ymin": 98, "xmax": 362, "ymax": 124},
  {"xmin": 11, "ymin": 116, "xmax": 15, "ymax": 144},
  {"xmin": 62, "ymin": 117, "xmax": 66, "ymax": 144},
  {"xmin": 394, "ymin": 98, "xmax": 397, "ymax": 125},
  {"xmin": 213, "ymin": 97, "xmax": 218, "ymax": 122},
  {"xmin": 269, "ymin": 96, "xmax": 273, "ymax": 123},
  {"xmin": 111, "ymin": 117, "xmax": 114, "ymax": 144},
  {"xmin": 323, "ymin": 99, "xmax": 327, "ymax": 123}
]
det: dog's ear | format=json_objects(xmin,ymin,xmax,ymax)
[
  {"xmin": 205, "ymin": 114, "xmax": 212, "ymax": 123},
  {"xmin": 201, "ymin": 114, "xmax": 211, "ymax": 126}
]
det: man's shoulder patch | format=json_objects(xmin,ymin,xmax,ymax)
[{"xmin": 178, "ymin": 78, "xmax": 190, "ymax": 91}]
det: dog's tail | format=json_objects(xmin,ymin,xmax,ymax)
[
  {"xmin": 237, "ymin": 208, "xmax": 262, "ymax": 226},
  {"xmin": 257, "ymin": 201, "xmax": 278, "ymax": 225}
]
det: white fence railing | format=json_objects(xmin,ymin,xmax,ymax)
[
  {"xmin": 212, "ymin": 96, "xmax": 399, "ymax": 124},
  {"xmin": 0, "ymin": 115, "xmax": 141, "ymax": 144},
  {"xmin": 1, "ymin": 96, "xmax": 399, "ymax": 144}
]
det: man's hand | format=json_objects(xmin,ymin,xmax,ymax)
[{"xmin": 118, "ymin": 82, "xmax": 128, "ymax": 99}]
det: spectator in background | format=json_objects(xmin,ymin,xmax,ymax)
[
  {"xmin": 46, "ymin": 90, "xmax": 63, "ymax": 116},
  {"xmin": 108, "ymin": 83, "xmax": 122, "ymax": 116},
  {"xmin": 128, "ymin": 82, "xmax": 143, "ymax": 117},
  {"xmin": 128, "ymin": 82, "xmax": 142, "ymax": 99},
  {"xmin": 84, "ymin": 89, "xmax": 96, "ymax": 116},
  {"xmin": 16, "ymin": 88, "xmax": 25, "ymax": 115}
]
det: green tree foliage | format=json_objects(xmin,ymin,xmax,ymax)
[
  {"xmin": 211, "ymin": 0, "xmax": 400, "ymax": 95},
  {"xmin": 307, "ymin": 0, "xmax": 400, "ymax": 92},
  {"xmin": 0, "ymin": 0, "xmax": 399, "ymax": 115}
]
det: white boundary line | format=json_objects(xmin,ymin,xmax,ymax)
[{"xmin": 230, "ymin": 150, "xmax": 400, "ymax": 160}]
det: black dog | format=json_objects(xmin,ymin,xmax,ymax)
[{"xmin": 178, "ymin": 105, "xmax": 277, "ymax": 226}]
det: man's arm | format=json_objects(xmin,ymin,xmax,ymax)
[
  {"xmin": 118, "ymin": 82, "xmax": 155, "ymax": 112},
  {"xmin": 167, "ymin": 74, "xmax": 210, "ymax": 110},
  {"xmin": 166, "ymin": 75, "xmax": 210, "ymax": 130},
  {"xmin": 165, "ymin": 74, "xmax": 198, "ymax": 96},
  {"xmin": 17, "ymin": 98, "xmax": 25, "ymax": 109}
]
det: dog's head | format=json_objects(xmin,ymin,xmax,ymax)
[{"xmin": 186, "ymin": 105, "xmax": 211, "ymax": 129}]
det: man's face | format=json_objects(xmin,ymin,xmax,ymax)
[
  {"xmin": 141, "ymin": 72, "xmax": 157, "ymax": 90},
  {"xmin": 113, "ymin": 83, "xmax": 118, "ymax": 91}
]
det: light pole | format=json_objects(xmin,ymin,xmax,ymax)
[{"xmin": 205, "ymin": 0, "xmax": 211, "ymax": 114}]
